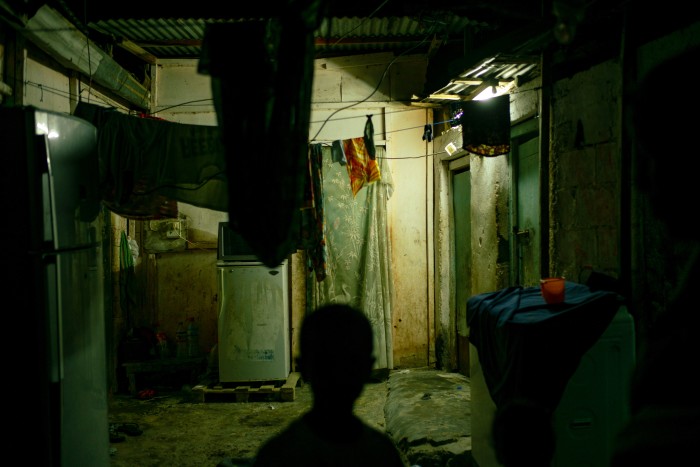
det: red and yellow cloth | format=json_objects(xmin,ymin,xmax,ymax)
[{"xmin": 342, "ymin": 137, "xmax": 381, "ymax": 197}]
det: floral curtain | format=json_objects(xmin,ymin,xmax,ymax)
[{"xmin": 308, "ymin": 145, "xmax": 395, "ymax": 370}]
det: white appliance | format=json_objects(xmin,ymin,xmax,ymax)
[
  {"xmin": 3, "ymin": 106, "xmax": 109, "ymax": 466},
  {"xmin": 470, "ymin": 305, "xmax": 635, "ymax": 467},
  {"xmin": 217, "ymin": 223, "xmax": 290, "ymax": 382},
  {"xmin": 551, "ymin": 305, "xmax": 635, "ymax": 467}
]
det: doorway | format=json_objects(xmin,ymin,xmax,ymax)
[
  {"xmin": 510, "ymin": 118, "xmax": 541, "ymax": 287},
  {"xmin": 452, "ymin": 162, "xmax": 471, "ymax": 375}
]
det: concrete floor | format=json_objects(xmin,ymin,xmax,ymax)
[
  {"xmin": 108, "ymin": 366, "xmax": 475, "ymax": 466},
  {"xmin": 384, "ymin": 368, "xmax": 474, "ymax": 467}
]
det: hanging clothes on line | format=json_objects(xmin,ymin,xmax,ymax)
[
  {"xmin": 422, "ymin": 124, "xmax": 433, "ymax": 142},
  {"xmin": 300, "ymin": 143, "xmax": 328, "ymax": 282},
  {"xmin": 331, "ymin": 139, "xmax": 347, "ymax": 165},
  {"xmin": 198, "ymin": 12, "xmax": 321, "ymax": 267},
  {"xmin": 74, "ymin": 102, "xmax": 226, "ymax": 220},
  {"xmin": 343, "ymin": 136, "xmax": 381, "ymax": 197},
  {"xmin": 364, "ymin": 114, "xmax": 376, "ymax": 160}
]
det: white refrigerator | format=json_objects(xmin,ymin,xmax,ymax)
[
  {"xmin": 217, "ymin": 259, "xmax": 290, "ymax": 382},
  {"xmin": 3, "ymin": 106, "xmax": 109, "ymax": 466}
]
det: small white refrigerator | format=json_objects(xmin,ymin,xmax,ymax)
[{"xmin": 217, "ymin": 259, "xmax": 290, "ymax": 382}]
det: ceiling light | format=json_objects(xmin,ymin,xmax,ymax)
[{"xmin": 473, "ymin": 82, "xmax": 514, "ymax": 101}]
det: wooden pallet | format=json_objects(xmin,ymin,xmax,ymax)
[
  {"xmin": 122, "ymin": 357, "xmax": 207, "ymax": 396},
  {"xmin": 192, "ymin": 372, "xmax": 301, "ymax": 403}
]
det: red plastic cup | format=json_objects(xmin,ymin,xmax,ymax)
[{"xmin": 540, "ymin": 277, "xmax": 566, "ymax": 304}]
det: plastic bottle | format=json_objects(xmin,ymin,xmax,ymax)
[
  {"xmin": 151, "ymin": 322, "xmax": 160, "ymax": 357},
  {"xmin": 157, "ymin": 333, "xmax": 170, "ymax": 359},
  {"xmin": 176, "ymin": 321, "xmax": 187, "ymax": 359},
  {"xmin": 154, "ymin": 322, "xmax": 170, "ymax": 359},
  {"xmin": 186, "ymin": 317, "xmax": 199, "ymax": 357}
]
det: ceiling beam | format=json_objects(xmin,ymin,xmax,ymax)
[
  {"xmin": 23, "ymin": 4, "xmax": 151, "ymax": 110},
  {"xmin": 116, "ymin": 38, "xmax": 157, "ymax": 65}
]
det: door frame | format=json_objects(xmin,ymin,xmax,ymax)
[
  {"xmin": 451, "ymin": 164, "xmax": 472, "ymax": 375},
  {"xmin": 433, "ymin": 137, "xmax": 470, "ymax": 372}
]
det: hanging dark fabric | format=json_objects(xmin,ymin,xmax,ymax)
[
  {"xmin": 300, "ymin": 143, "xmax": 327, "ymax": 282},
  {"xmin": 74, "ymin": 102, "xmax": 228, "ymax": 220},
  {"xmin": 331, "ymin": 139, "xmax": 347, "ymax": 165},
  {"xmin": 198, "ymin": 1, "xmax": 327, "ymax": 267},
  {"xmin": 119, "ymin": 231, "xmax": 138, "ymax": 329},
  {"xmin": 460, "ymin": 94, "xmax": 511, "ymax": 157},
  {"xmin": 422, "ymin": 124, "xmax": 433, "ymax": 142},
  {"xmin": 364, "ymin": 114, "xmax": 376, "ymax": 160},
  {"xmin": 467, "ymin": 282, "xmax": 624, "ymax": 412}
]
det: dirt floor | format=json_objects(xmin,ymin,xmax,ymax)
[{"xmin": 107, "ymin": 375, "xmax": 389, "ymax": 467}]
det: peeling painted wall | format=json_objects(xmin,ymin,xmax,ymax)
[
  {"xmin": 147, "ymin": 54, "xmax": 435, "ymax": 371},
  {"xmin": 152, "ymin": 249, "xmax": 219, "ymax": 357},
  {"xmin": 386, "ymin": 107, "xmax": 433, "ymax": 368},
  {"xmin": 469, "ymin": 154, "xmax": 511, "ymax": 294}
]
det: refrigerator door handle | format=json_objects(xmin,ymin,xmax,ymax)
[{"xmin": 45, "ymin": 259, "xmax": 62, "ymax": 383}]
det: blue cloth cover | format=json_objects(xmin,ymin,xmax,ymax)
[{"xmin": 467, "ymin": 282, "xmax": 624, "ymax": 412}]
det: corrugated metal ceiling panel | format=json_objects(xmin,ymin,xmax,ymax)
[
  {"xmin": 1, "ymin": 1, "xmax": 637, "ymax": 104},
  {"xmin": 87, "ymin": 14, "xmax": 529, "ymax": 103},
  {"xmin": 91, "ymin": 15, "xmax": 486, "ymax": 58}
]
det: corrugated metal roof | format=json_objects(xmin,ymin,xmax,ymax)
[
  {"xmin": 92, "ymin": 17, "xmax": 214, "ymax": 60},
  {"xmin": 314, "ymin": 14, "xmax": 486, "ymax": 55},
  {"xmin": 2, "ymin": 1, "xmax": 638, "ymax": 104},
  {"xmin": 0, "ymin": 1, "xmax": 555, "ymax": 103},
  {"xmin": 90, "ymin": 14, "xmax": 488, "ymax": 60},
  {"xmin": 87, "ymin": 13, "xmax": 540, "ymax": 104}
]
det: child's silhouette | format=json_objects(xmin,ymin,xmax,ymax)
[{"xmin": 252, "ymin": 303, "xmax": 408, "ymax": 466}]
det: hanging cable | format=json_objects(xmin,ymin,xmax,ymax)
[{"xmin": 310, "ymin": 24, "xmax": 438, "ymax": 142}]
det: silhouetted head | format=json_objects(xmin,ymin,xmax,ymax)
[{"xmin": 297, "ymin": 304, "xmax": 375, "ymax": 407}]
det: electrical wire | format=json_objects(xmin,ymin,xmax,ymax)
[
  {"xmin": 310, "ymin": 29, "xmax": 436, "ymax": 142},
  {"xmin": 150, "ymin": 99, "xmax": 218, "ymax": 116},
  {"xmin": 23, "ymin": 77, "xmax": 522, "ymax": 164},
  {"xmin": 23, "ymin": 80, "xmax": 134, "ymax": 112},
  {"xmin": 22, "ymin": 79, "xmax": 456, "ymax": 162}
]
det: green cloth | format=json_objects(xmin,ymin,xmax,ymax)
[{"xmin": 119, "ymin": 231, "xmax": 138, "ymax": 327}]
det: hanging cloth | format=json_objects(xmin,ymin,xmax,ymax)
[
  {"xmin": 331, "ymin": 139, "xmax": 347, "ymax": 165},
  {"xmin": 74, "ymin": 102, "xmax": 227, "ymax": 219},
  {"xmin": 363, "ymin": 114, "xmax": 376, "ymax": 160},
  {"xmin": 300, "ymin": 143, "xmax": 328, "ymax": 282},
  {"xmin": 343, "ymin": 137, "xmax": 381, "ymax": 197},
  {"xmin": 119, "ymin": 231, "xmax": 138, "ymax": 330},
  {"xmin": 198, "ymin": 4, "xmax": 324, "ymax": 267},
  {"xmin": 460, "ymin": 94, "xmax": 511, "ymax": 156},
  {"xmin": 467, "ymin": 282, "xmax": 623, "ymax": 412},
  {"xmin": 422, "ymin": 124, "xmax": 433, "ymax": 142}
]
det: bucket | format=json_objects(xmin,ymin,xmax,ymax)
[{"xmin": 540, "ymin": 277, "xmax": 566, "ymax": 304}]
